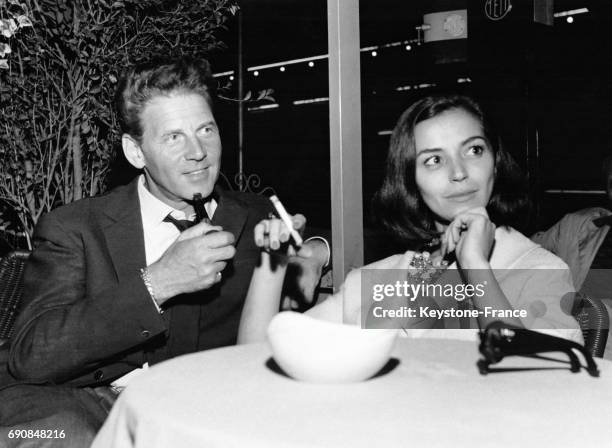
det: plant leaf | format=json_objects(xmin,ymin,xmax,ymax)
[
  {"xmin": 0, "ymin": 43, "xmax": 11, "ymax": 57},
  {"xmin": 0, "ymin": 20, "xmax": 14, "ymax": 38},
  {"xmin": 17, "ymin": 15, "xmax": 33, "ymax": 28}
]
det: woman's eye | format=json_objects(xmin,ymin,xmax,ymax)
[
  {"xmin": 467, "ymin": 145, "xmax": 485, "ymax": 156},
  {"xmin": 423, "ymin": 155, "xmax": 441, "ymax": 167}
]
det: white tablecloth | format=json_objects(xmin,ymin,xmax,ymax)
[{"xmin": 92, "ymin": 339, "xmax": 612, "ymax": 448}]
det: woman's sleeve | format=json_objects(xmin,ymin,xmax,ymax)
[{"xmin": 507, "ymin": 260, "xmax": 584, "ymax": 344}]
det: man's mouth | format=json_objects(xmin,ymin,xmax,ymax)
[{"xmin": 185, "ymin": 167, "xmax": 209, "ymax": 177}]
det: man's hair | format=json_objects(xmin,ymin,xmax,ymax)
[
  {"xmin": 372, "ymin": 94, "xmax": 528, "ymax": 246},
  {"xmin": 115, "ymin": 57, "xmax": 217, "ymax": 142}
]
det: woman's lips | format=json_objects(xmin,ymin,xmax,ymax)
[{"xmin": 445, "ymin": 190, "xmax": 478, "ymax": 202}]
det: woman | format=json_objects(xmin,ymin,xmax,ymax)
[{"xmin": 239, "ymin": 94, "xmax": 582, "ymax": 344}]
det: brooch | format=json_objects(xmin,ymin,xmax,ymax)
[{"xmin": 408, "ymin": 251, "xmax": 448, "ymax": 283}]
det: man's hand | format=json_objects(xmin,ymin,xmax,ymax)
[{"xmin": 146, "ymin": 221, "xmax": 236, "ymax": 305}]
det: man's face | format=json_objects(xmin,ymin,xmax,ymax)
[{"xmin": 127, "ymin": 92, "xmax": 221, "ymax": 211}]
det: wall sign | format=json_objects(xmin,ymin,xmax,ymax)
[
  {"xmin": 484, "ymin": 0, "xmax": 513, "ymax": 21},
  {"xmin": 423, "ymin": 10, "xmax": 468, "ymax": 42},
  {"xmin": 444, "ymin": 14, "xmax": 467, "ymax": 38}
]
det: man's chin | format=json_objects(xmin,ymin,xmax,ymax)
[
  {"xmin": 183, "ymin": 174, "xmax": 218, "ymax": 198},
  {"xmin": 184, "ymin": 185, "xmax": 215, "ymax": 200}
]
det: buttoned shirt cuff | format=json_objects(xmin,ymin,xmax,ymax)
[{"xmin": 304, "ymin": 236, "xmax": 331, "ymax": 269}]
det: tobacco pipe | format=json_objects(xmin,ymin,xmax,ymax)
[{"xmin": 192, "ymin": 193, "xmax": 209, "ymax": 224}]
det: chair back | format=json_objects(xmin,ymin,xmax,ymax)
[
  {"xmin": 573, "ymin": 293, "xmax": 609, "ymax": 358},
  {"xmin": 0, "ymin": 250, "xmax": 30, "ymax": 342}
]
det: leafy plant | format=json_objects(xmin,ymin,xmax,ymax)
[{"xmin": 0, "ymin": 0, "xmax": 237, "ymax": 243}]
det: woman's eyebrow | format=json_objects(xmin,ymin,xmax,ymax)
[
  {"xmin": 415, "ymin": 147, "xmax": 442, "ymax": 156},
  {"xmin": 416, "ymin": 135, "xmax": 487, "ymax": 155},
  {"xmin": 461, "ymin": 135, "xmax": 486, "ymax": 145}
]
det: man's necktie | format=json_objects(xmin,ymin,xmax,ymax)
[{"xmin": 163, "ymin": 214, "xmax": 196, "ymax": 232}]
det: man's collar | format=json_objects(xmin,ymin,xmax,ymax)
[
  {"xmin": 137, "ymin": 175, "xmax": 177, "ymax": 224},
  {"xmin": 137, "ymin": 174, "xmax": 218, "ymax": 222}
]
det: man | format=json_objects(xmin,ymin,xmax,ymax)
[
  {"xmin": 0, "ymin": 57, "xmax": 328, "ymax": 446},
  {"xmin": 532, "ymin": 155, "xmax": 612, "ymax": 357}
]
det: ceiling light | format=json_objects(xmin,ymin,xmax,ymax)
[{"xmin": 554, "ymin": 8, "xmax": 588, "ymax": 18}]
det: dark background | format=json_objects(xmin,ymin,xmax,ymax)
[{"xmin": 205, "ymin": 0, "xmax": 610, "ymax": 239}]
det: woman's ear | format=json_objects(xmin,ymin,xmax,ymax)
[{"xmin": 122, "ymin": 134, "xmax": 146, "ymax": 169}]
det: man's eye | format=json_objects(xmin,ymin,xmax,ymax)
[
  {"xmin": 424, "ymin": 155, "xmax": 441, "ymax": 166},
  {"xmin": 165, "ymin": 133, "xmax": 181, "ymax": 143},
  {"xmin": 199, "ymin": 126, "xmax": 214, "ymax": 136}
]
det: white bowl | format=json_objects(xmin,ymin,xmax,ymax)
[{"xmin": 267, "ymin": 311, "xmax": 399, "ymax": 383}]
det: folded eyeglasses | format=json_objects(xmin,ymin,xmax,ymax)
[{"xmin": 477, "ymin": 321, "xmax": 599, "ymax": 377}]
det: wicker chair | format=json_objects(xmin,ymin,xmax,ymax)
[
  {"xmin": 0, "ymin": 250, "xmax": 30, "ymax": 345},
  {"xmin": 573, "ymin": 293, "xmax": 609, "ymax": 358}
]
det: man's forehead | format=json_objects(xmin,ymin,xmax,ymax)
[
  {"xmin": 141, "ymin": 91, "xmax": 215, "ymax": 125},
  {"xmin": 146, "ymin": 89, "xmax": 212, "ymax": 109}
]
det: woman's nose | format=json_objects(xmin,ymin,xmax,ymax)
[{"xmin": 450, "ymin": 159, "xmax": 467, "ymax": 182}]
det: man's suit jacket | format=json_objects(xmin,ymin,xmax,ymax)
[{"xmin": 4, "ymin": 178, "xmax": 272, "ymax": 387}]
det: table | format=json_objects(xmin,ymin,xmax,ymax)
[{"xmin": 92, "ymin": 338, "xmax": 612, "ymax": 448}]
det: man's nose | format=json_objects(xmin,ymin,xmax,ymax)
[{"xmin": 185, "ymin": 136, "xmax": 206, "ymax": 160}]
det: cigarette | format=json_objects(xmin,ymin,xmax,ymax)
[{"xmin": 269, "ymin": 195, "xmax": 303, "ymax": 247}]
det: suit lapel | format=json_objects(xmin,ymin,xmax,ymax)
[
  {"xmin": 99, "ymin": 179, "xmax": 146, "ymax": 283},
  {"xmin": 94, "ymin": 182, "xmax": 251, "ymax": 361},
  {"xmin": 211, "ymin": 187, "xmax": 249, "ymax": 244}
]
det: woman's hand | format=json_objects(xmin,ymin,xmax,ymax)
[
  {"xmin": 241, "ymin": 213, "xmax": 307, "ymax": 344},
  {"xmin": 441, "ymin": 206, "xmax": 495, "ymax": 269},
  {"xmin": 254, "ymin": 214, "xmax": 306, "ymax": 257}
]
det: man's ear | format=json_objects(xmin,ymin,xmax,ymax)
[{"xmin": 122, "ymin": 134, "xmax": 146, "ymax": 169}]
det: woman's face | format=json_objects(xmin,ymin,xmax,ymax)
[{"xmin": 414, "ymin": 108, "xmax": 495, "ymax": 230}]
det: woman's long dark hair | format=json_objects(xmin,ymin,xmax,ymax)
[{"xmin": 372, "ymin": 94, "xmax": 528, "ymax": 248}]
